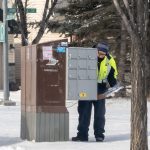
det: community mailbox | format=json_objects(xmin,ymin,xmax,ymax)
[
  {"xmin": 21, "ymin": 40, "xmax": 69, "ymax": 142},
  {"xmin": 67, "ymin": 47, "xmax": 97, "ymax": 100}
]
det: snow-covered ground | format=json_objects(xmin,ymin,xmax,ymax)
[{"xmin": 0, "ymin": 90, "xmax": 150, "ymax": 150}]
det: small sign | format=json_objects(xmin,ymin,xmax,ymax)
[
  {"xmin": 57, "ymin": 47, "xmax": 66, "ymax": 53},
  {"xmin": 61, "ymin": 42, "xmax": 68, "ymax": 47},
  {"xmin": 26, "ymin": 8, "xmax": 36, "ymax": 13},
  {"xmin": 8, "ymin": 8, "xmax": 16, "ymax": 14},
  {"xmin": 0, "ymin": 23, "xmax": 5, "ymax": 42},
  {"xmin": 7, "ymin": 8, "xmax": 36, "ymax": 14},
  {"xmin": 42, "ymin": 46, "xmax": 53, "ymax": 60},
  {"xmin": 7, "ymin": 14, "xmax": 15, "ymax": 20}
]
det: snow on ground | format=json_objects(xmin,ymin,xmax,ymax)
[{"xmin": 0, "ymin": 90, "xmax": 150, "ymax": 150}]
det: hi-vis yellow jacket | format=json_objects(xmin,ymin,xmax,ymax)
[{"xmin": 97, "ymin": 55, "xmax": 118, "ymax": 83}]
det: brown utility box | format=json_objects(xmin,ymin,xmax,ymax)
[{"xmin": 21, "ymin": 40, "xmax": 69, "ymax": 142}]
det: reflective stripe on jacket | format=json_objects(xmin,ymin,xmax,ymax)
[{"xmin": 97, "ymin": 55, "xmax": 118, "ymax": 83}]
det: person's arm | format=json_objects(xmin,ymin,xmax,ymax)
[
  {"xmin": 97, "ymin": 67, "xmax": 117, "ymax": 100},
  {"xmin": 107, "ymin": 67, "xmax": 117, "ymax": 87}
]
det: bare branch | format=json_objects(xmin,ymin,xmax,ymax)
[
  {"xmin": 122, "ymin": 0, "xmax": 134, "ymax": 26},
  {"xmin": 42, "ymin": 0, "xmax": 50, "ymax": 24},
  {"xmin": 15, "ymin": 5, "xmax": 24, "ymax": 38},
  {"xmin": 15, "ymin": 0, "xmax": 28, "ymax": 45},
  {"xmin": 32, "ymin": 0, "xmax": 58, "ymax": 44},
  {"xmin": 45, "ymin": 0, "xmax": 58, "ymax": 23},
  {"xmin": 25, "ymin": 0, "xmax": 28, "ymax": 10},
  {"xmin": 112, "ymin": 0, "xmax": 135, "ymax": 39}
]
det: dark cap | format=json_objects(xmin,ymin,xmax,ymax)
[{"xmin": 97, "ymin": 42, "xmax": 109, "ymax": 53}]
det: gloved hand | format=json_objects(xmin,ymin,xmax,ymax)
[
  {"xmin": 97, "ymin": 82, "xmax": 124, "ymax": 100},
  {"xmin": 104, "ymin": 82, "xmax": 124, "ymax": 97}
]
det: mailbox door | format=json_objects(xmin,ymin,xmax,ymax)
[{"xmin": 36, "ymin": 41, "xmax": 67, "ymax": 107}]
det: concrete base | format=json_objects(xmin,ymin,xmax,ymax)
[
  {"xmin": 21, "ymin": 111, "xmax": 69, "ymax": 142},
  {"xmin": 0, "ymin": 100, "xmax": 16, "ymax": 106}
]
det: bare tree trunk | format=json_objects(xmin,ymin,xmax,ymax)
[
  {"xmin": 118, "ymin": 21, "xmax": 128, "ymax": 97},
  {"xmin": 15, "ymin": 0, "xmax": 28, "ymax": 46},
  {"xmin": 146, "ymin": 10, "xmax": 150, "ymax": 98},
  {"xmin": 112, "ymin": 0, "xmax": 148, "ymax": 149},
  {"xmin": 130, "ymin": 37, "xmax": 148, "ymax": 150},
  {"xmin": 130, "ymin": 0, "xmax": 148, "ymax": 149}
]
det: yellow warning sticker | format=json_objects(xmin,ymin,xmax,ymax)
[{"xmin": 79, "ymin": 92, "xmax": 87, "ymax": 98}]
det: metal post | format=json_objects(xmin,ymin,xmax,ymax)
[
  {"xmin": 3, "ymin": 0, "xmax": 9, "ymax": 101},
  {"xmin": 1, "ymin": 0, "xmax": 16, "ymax": 106}
]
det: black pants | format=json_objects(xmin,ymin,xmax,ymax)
[{"xmin": 77, "ymin": 99, "xmax": 106, "ymax": 139}]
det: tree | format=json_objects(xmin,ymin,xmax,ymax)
[
  {"xmin": 54, "ymin": 0, "xmax": 121, "ymax": 45},
  {"xmin": 14, "ymin": 0, "xmax": 58, "ymax": 46},
  {"xmin": 146, "ymin": 5, "xmax": 150, "ymax": 98},
  {"xmin": 112, "ymin": 0, "xmax": 149, "ymax": 150}
]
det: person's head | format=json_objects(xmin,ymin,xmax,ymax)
[{"xmin": 97, "ymin": 42, "xmax": 109, "ymax": 58}]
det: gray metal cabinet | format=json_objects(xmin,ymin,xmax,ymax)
[{"xmin": 67, "ymin": 47, "xmax": 97, "ymax": 100}]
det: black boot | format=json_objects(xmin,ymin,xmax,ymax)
[
  {"xmin": 72, "ymin": 136, "xmax": 88, "ymax": 142},
  {"xmin": 96, "ymin": 137, "xmax": 104, "ymax": 142}
]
